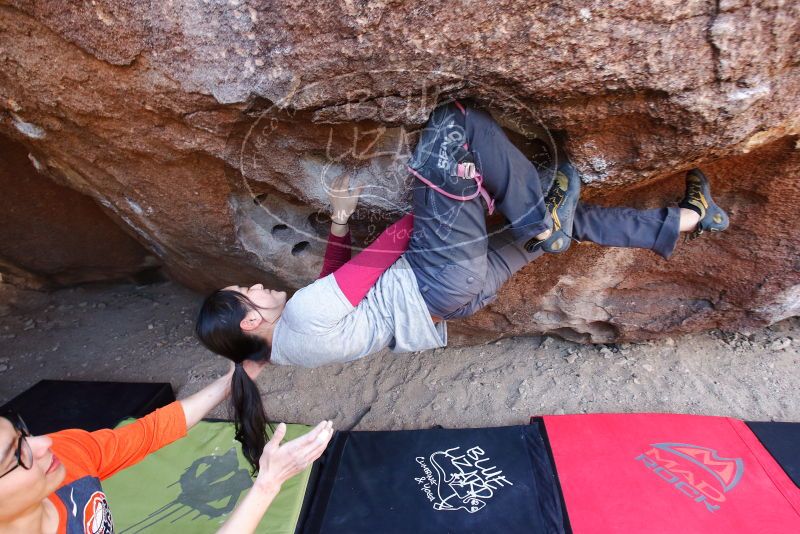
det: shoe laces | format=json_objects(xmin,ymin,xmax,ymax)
[
  {"xmin": 685, "ymin": 227, "xmax": 704, "ymax": 242},
  {"xmin": 687, "ymin": 180, "xmax": 703, "ymax": 200},
  {"xmin": 545, "ymin": 185, "xmax": 567, "ymax": 230}
]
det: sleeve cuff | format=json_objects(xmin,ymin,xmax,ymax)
[
  {"xmin": 161, "ymin": 400, "xmax": 189, "ymax": 443},
  {"xmin": 653, "ymin": 207, "xmax": 681, "ymax": 259}
]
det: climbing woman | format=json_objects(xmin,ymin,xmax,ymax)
[{"xmin": 195, "ymin": 101, "xmax": 729, "ymax": 471}]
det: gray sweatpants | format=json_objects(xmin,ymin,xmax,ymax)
[{"xmin": 404, "ymin": 103, "xmax": 680, "ymax": 320}]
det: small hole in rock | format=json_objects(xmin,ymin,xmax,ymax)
[
  {"xmin": 291, "ymin": 241, "xmax": 310, "ymax": 256},
  {"xmin": 253, "ymin": 193, "xmax": 268, "ymax": 205},
  {"xmin": 307, "ymin": 212, "xmax": 331, "ymax": 235},
  {"xmin": 271, "ymin": 224, "xmax": 289, "ymax": 236},
  {"xmin": 307, "ymin": 212, "xmax": 329, "ymax": 225}
]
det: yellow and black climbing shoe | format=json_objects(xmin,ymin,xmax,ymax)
[
  {"xmin": 680, "ymin": 168, "xmax": 729, "ymax": 239},
  {"xmin": 525, "ymin": 161, "xmax": 581, "ymax": 254}
]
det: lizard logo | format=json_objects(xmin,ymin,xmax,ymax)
[{"xmin": 414, "ymin": 445, "xmax": 513, "ymax": 514}]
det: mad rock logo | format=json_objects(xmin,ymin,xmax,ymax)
[
  {"xmin": 635, "ymin": 442, "xmax": 744, "ymax": 513},
  {"xmin": 415, "ymin": 445, "xmax": 513, "ymax": 514}
]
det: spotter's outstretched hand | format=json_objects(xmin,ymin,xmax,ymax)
[{"xmin": 255, "ymin": 421, "xmax": 334, "ymax": 490}]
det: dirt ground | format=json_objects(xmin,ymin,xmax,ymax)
[{"xmin": 0, "ymin": 280, "xmax": 798, "ymax": 430}]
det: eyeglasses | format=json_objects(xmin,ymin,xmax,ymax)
[{"xmin": 0, "ymin": 413, "xmax": 33, "ymax": 479}]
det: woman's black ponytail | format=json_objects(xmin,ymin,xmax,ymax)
[
  {"xmin": 231, "ymin": 363, "xmax": 268, "ymax": 473},
  {"xmin": 196, "ymin": 290, "xmax": 271, "ymax": 474}
]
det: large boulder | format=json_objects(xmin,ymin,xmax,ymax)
[
  {"xmin": 0, "ymin": 134, "xmax": 157, "ymax": 289},
  {"xmin": 0, "ymin": 1, "xmax": 797, "ymax": 341}
]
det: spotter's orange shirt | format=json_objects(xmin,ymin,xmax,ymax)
[{"xmin": 46, "ymin": 401, "xmax": 187, "ymax": 534}]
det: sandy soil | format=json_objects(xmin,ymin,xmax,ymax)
[{"xmin": 0, "ymin": 281, "xmax": 798, "ymax": 430}]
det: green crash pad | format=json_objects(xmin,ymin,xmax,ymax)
[{"xmin": 104, "ymin": 420, "xmax": 313, "ymax": 534}]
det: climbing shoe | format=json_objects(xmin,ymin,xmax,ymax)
[
  {"xmin": 525, "ymin": 161, "xmax": 581, "ymax": 253},
  {"xmin": 679, "ymin": 168, "xmax": 729, "ymax": 239}
]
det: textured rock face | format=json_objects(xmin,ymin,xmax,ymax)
[
  {"xmin": 0, "ymin": 134, "xmax": 156, "ymax": 289},
  {"xmin": 457, "ymin": 137, "xmax": 800, "ymax": 343},
  {"xmin": 0, "ymin": 1, "xmax": 797, "ymax": 341}
]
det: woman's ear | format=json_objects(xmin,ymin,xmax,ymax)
[{"xmin": 240, "ymin": 310, "xmax": 263, "ymax": 332}]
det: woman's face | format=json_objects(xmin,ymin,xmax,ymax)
[
  {"xmin": 0, "ymin": 417, "xmax": 66, "ymax": 521},
  {"xmin": 225, "ymin": 283, "xmax": 287, "ymax": 315}
]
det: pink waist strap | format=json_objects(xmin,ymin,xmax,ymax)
[
  {"xmin": 407, "ymin": 163, "xmax": 496, "ymax": 215},
  {"xmin": 407, "ymin": 100, "xmax": 496, "ymax": 214}
]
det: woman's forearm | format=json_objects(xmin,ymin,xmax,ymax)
[
  {"xmin": 218, "ymin": 420, "xmax": 333, "ymax": 533},
  {"xmin": 332, "ymin": 213, "xmax": 414, "ymax": 306},
  {"xmin": 318, "ymin": 224, "xmax": 352, "ymax": 279},
  {"xmin": 217, "ymin": 480, "xmax": 280, "ymax": 534},
  {"xmin": 179, "ymin": 370, "xmax": 233, "ymax": 430}
]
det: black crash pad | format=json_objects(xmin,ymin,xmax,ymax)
[
  {"xmin": 298, "ymin": 423, "xmax": 565, "ymax": 534},
  {"xmin": 0, "ymin": 380, "xmax": 174, "ymax": 434},
  {"xmin": 747, "ymin": 421, "xmax": 800, "ymax": 488}
]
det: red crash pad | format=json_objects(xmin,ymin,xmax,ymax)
[{"xmin": 543, "ymin": 413, "xmax": 800, "ymax": 534}]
